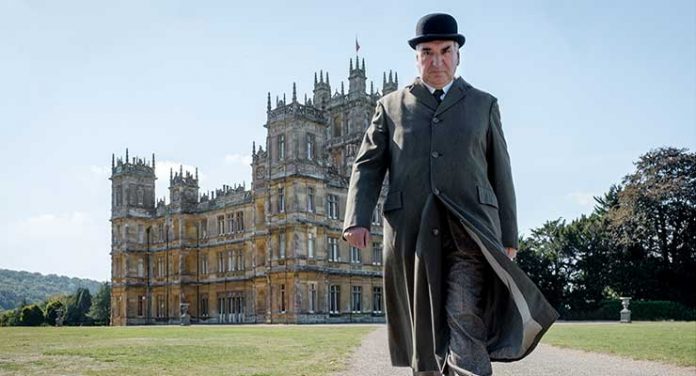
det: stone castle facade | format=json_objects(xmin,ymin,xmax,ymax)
[{"xmin": 110, "ymin": 55, "xmax": 399, "ymax": 325}]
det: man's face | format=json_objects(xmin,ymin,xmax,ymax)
[{"xmin": 416, "ymin": 40, "xmax": 459, "ymax": 89}]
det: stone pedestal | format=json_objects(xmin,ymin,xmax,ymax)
[
  {"xmin": 620, "ymin": 297, "xmax": 631, "ymax": 323},
  {"xmin": 180, "ymin": 303, "xmax": 191, "ymax": 326}
]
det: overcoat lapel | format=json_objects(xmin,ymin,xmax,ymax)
[{"xmin": 407, "ymin": 77, "xmax": 472, "ymax": 115}]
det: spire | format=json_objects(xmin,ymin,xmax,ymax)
[
  {"xmin": 304, "ymin": 93, "xmax": 307, "ymax": 104},
  {"xmin": 179, "ymin": 164, "xmax": 183, "ymax": 176},
  {"xmin": 361, "ymin": 58, "xmax": 365, "ymax": 71},
  {"xmin": 383, "ymin": 72, "xmax": 387, "ymax": 87},
  {"xmin": 125, "ymin": 148, "xmax": 129, "ymax": 163},
  {"xmin": 267, "ymin": 92, "xmax": 271, "ymax": 112},
  {"xmin": 314, "ymin": 72, "xmax": 318, "ymax": 85},
  {"xmin": 195, "ymin": 167, "xmax": 198, "ymax": 181},
  {"xmin": 389, "ymin": 70, "xmax": 393, "ymax": 82},
  {"xmin": 292, "ymin": 82, "xmax": 297, "ymax": 102},
  {"xmin": 326, "ymin": 72, "xmax": 330, "ymax": 85},
  {"xmin": 394, "ymin": 72, "xmax": 398, "ymax": 86},
  {"xmin": 341, "ymin": 81, "xmax": 344, "ymax": 95},
  {"xmin": 152, "ymin": 153, "xmax": 155, "ymax": 169},
  {"xmin": 170, "ymin": 167, "xmax": 173, "ymax": 182},
  {"xmin": 112, "ymin": 153, "xmax": 115, "ymax": 168},
  {"xmin": 283, "ymin": 93, "xmax": 286, "ymax": 104},
  {"xmin": 252, "ymin": 141, "xmax": 256, "ymax": 155},
  {"xmin": 350, "ymin": 58, "xmax": 353, "ymax": 71},
  {"xmin": 370, "ymin": 81, "xmax": 374, "ymax": 95},
  {"xmin": 320, "ymin": 70, "xmax": 324, "ymax": 83}
]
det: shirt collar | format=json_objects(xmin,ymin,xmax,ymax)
[{"xmin": 422, "ymin": 78, "xmax": 455, "ymax": 99}]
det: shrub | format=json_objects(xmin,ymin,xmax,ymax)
[
  {"xmin": 19, "ymin": 304, "xmax": 44, "ymax": 326},
  {"xmin": 44, "ymin": 300, "xmax": 65, "ymax": 326},
  {"xmin": 562, "ymin": 300, "xmax": 696, "ymax": 321}
]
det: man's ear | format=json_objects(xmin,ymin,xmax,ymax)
[{"xmin": 456, "ymin": 51, "xmax": 460, "ymax": 66}]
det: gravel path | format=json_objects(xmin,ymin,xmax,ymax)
[{"xmin": 332, "ymin": 324, "xmax": 695, "ymax": 376}]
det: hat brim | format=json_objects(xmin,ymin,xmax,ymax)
[{"xmin": 408, "ymin": 34, "xmax": 466, "ymax": 49}]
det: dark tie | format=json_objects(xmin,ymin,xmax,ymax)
[{"xmin": 433, "ymin": 89, "xmax": 444, "ymax": 105}]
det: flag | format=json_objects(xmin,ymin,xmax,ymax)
[{"xmin": 355, "ymin": 36, "xmax": 360, "ymax": 53}]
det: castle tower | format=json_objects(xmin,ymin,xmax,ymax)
[
  {"xmin": 312, "ymin": 70, "xmax": 331, "ymax": 109},
  {"xmin": 168, "ymin": 165, "xmax": 199, "ymax": 213},
  {"xmin": 348, "ymin": 56, "xmax": 367, "ymax": 96},
  {"xmin": 110, "ymin": 149, "xmax": 156, "ymax": 220}
]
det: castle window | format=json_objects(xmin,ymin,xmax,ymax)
[
  {"xmin": 115, "ymin": 185, "xmax": 122, "ymax": 207},
  {"xmin": 156, "ymin": 295, "xmax": 165, "ymax": 318},
  {"xmin": 308, "ymin": 283, "xmax": 317, "ymax": 313},
  {"xmin": 217, "ymin": 252, "xmax": 225, "ymax": 273},
  {"xmin": 373, "ymin": 287, "xmax": 383, "ymax": 313},
  {"xmin": 351, "ymin": 286, "xmax": 362, "ymax": 313},
  {"xmin": 333, "ymin": 116, "xmax": 342, "ymax": 137},
  {"xmin": 307, "ymin": 232, "xmax": 315, "ymax": 258},
  {"xmin": 217, "ymin": 215, "xmax": 225, "ymax": 235},
  {"xmin": 306, "ymin": 133, "xmax": 315, "ymax": 160},
  {"xmin": 350, "ymin": 246, "xmax": 361, "ymax": 264},
  {"xmin": 137, "ymin": 187, "xmax": 144, "ymax": 206},
  {"xmin": 227, "ymin": 251, "xmax": 233, "ymax": 272},
  {"xmin": 200, "ymin": 254, "xmax": 208, "ymax": 275},
  {"xmin": 278, "ymin": 188, "xmax": 285, "ymax": 213},
  {"xmin": 156, "ymin": 256, "xmax": 165, "ymax": 277},
  {"xmin": 306, "ymin": 187, "xmax": 315, "ymax": 212},
  {"xmin": 372, "ymin": 204, "xmax": 382, "ymax": 225},
  {"xmin": 279, "ymin": 232, "xmax": 286, "ymax": 258},
  {"xmin": 235, "ymin": 250, "xmax": 243, "ymax": 271},
  {"xmin": 329, "ymin": 285, "xmax": 340, "ymax": 314},
  {"xmin": 372, "ymin": 243, "xmax": 382, "ymax": 265},
  {"xmin": 328, "ymin": 237, "xmax": 339, "ymax": 262},
  {"xmin": 137, "ymin": 296, "xmax": 145, "ymax": 317},
  {"xmin": 235, "ymin": 211, "xmax": 244, "ymax": 231},
  {"xmin": 137, "ymin": 258, "xmax": 144, "ymax": 277},
  {"xmin": 200, "ymin": 296, "xmax": 209, "ymax": 317},
  {"xmin": 280, "ymin": 284, "xmax": 286, "ymax": 313},
  {"xmin": 327, "ymin": 194, "xmax": 339, "ymax": 219},
  {"xmin": 199, "ymin": 220, "xmax": 207, "ymax": 239},
  {"xmin": 138, "ymin": 224, "xmax": 144, "ymax": 244},
  {"xmin": 278, "ymin": 134, "xmax": 286, "ymax": 160},
  {"xmin": 226, "ymin": 214, "xmax": 234, "ymax": 235}
]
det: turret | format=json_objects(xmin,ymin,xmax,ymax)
[
  {"xmin": 110, "ymin": 149, "xmax": 156, "ymax": 219},
  {"xmin": 382, "ymin": 70, "xmax": 398, "ymax": 95},
  {"xmin": 312, "ymin": 70, "xmax": 331, "ymax": 108},
  {"xmin": 169, "ymin": 165, "xmax": 199, "ymax": 213},
  {"xmin": 348, "ymin": 55, "xmax": 367, "ymax": 95}
]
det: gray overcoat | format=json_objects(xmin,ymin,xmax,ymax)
[{"xmin": 343, "ymin": 77, "xmax": 559, "ymax": 373}]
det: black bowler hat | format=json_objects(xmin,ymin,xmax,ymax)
[{"xmin": 408, "ymin": 13, "xmax": 466, "ymax": 49}]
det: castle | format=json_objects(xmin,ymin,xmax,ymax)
[{"xmin": 109, "ymin": 55, "xmax": 399, "ymax": 325}]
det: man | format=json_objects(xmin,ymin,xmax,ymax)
[{"xmin": 343, "ymin": 13, "xmax": 558, "ymax": 376}]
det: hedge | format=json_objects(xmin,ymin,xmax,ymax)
[{"xmin": 562, "ymin": 300, "xmax": 696, "ymax": 321}]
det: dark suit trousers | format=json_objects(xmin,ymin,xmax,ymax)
[{"xmin": 441, "ymin": 210, "xmax": 493, "ymax": 376}]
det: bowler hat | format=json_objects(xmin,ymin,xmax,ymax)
[{"xmin": 408, "ymin": 13, "xmax": 466, "ymax": 49}]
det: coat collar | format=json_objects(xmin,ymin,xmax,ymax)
[{"xmin": 408, "ymin": 77, "xmax": 472, "ymax": 116}]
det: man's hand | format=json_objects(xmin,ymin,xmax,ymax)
[
  {"xmin": 343, "ymin": 227, "xmax": 371, "ymax": 249},
  {"xmin": 505, "ymin": 247, "xmax": 517, "ymax": 261}
]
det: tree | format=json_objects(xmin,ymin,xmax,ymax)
[
  {"xmin": 65, "ymin": 287, "xmax": 92, "ymax": 325},
  {"xmin": 606, "ymin": 147, "xmax": 696, "ymax": 306},
  {"xmin": 87, "ymin": 282, "xmax": 111, "ymax": 326},
  {"xmin": 19, "ymin": 304, "xmax": 44, "ymax": 326},
  {"xmin": 44, "ymin": 299, "xmax": 66, "ymax": 326}
]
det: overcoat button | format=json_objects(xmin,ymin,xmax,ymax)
[
  {"xmin": 432, "ymin": 228, "xmax": 440, "ymax": 236},
  {"xmin": 433, "ymin": 188, "xmax": 440, "ymax": 195},
  {"xmin": 432, "ymin": 117, "xmax": 440, "ymax": 124},
  {"xmin": 431, "ymin": 151, "xmax": 440, "ymax": 158}
]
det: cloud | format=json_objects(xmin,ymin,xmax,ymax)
[
  {"xmin": 567, "ymin": 191, "xmax": 597, "ymax": 207},
  {"xmin": 224, "ymin": 153, "xmax": 252, "ymax": 166}
]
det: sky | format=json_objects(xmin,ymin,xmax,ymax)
[{"xmin": 0, "ymin": 0, "xmax": 694, "ymax": 281}]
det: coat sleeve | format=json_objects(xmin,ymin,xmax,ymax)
[
  {"xmin": 487, "ymin": 99, "xmax": 519, "ymax": 249},
  {"xmin": 343, "ymin": 101, "xmax": 389, "ymax": 234}
]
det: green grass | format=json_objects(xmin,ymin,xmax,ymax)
[
  {"xmin": 0, "ymin": 325, "xmax": 374, "ymax": 376},
  {"xmin": 543, "ymin": 321, "xmax": 696, "ymax": 367}
]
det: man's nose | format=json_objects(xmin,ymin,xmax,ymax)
[{"xmin": 432, "ymin": 54, "xmax": 443, "ymax": 67}]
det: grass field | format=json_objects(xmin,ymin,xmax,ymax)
[
  {"xmin": 543, "ymin": 321, "xmax": 696, "ymax": 367},
  {"xmin": 0, "ymin": 322, "xmax": 694, "ymax": 375},
  {"xmin": 0, "ymin": 325, "xmax": 373, "ymax": 376}
]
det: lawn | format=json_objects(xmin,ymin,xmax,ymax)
[
  {"xmin": 543, "ymin": 321, "xmax": 696, "ymax": 367},
  {"xmin": 0, "ymin": 324, "xmax": 373, "ymax": 376}
]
